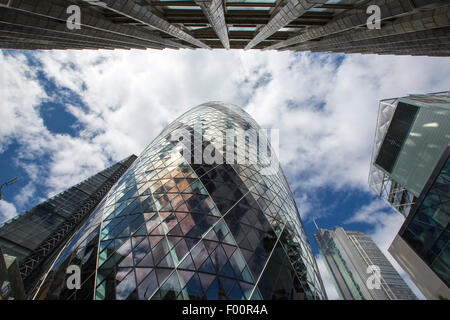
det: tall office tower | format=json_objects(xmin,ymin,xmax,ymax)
[
  {"xmin": 368, "ymin": 91, "xmax": 449, "ymax": 300},
  {"xmin": 389, "ymin": 146, "xmax": 449, "ymax": 300},
  {"xmin": 0, "ymin": 155, "xmax": 137, "ymax": 297},
  {"xmin": 33, "ymin": 102, "xmax": 326, "ymax": 300},
  {"xmin": 369, "ymin": 92, "xmax": 450, "ymax": 218},
  {"xmin": 0, "ymin": 0, "xmax": 448, "ymax": 56},
  {"xmin": 314, "ymin": 227, "xmax": 417, "ymax": 300}
]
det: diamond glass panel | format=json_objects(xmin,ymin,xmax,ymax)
[{"xmin": 34, "ymin": 102, "xmax": 326, "ymax": 300}]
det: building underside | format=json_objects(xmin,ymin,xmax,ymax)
[{"xmin": 0, "ymin": 0, "xmax": 449, "ymax": 56}]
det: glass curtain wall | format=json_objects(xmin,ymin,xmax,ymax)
[{"xmin": 34, "ymin": 102, "xmax": 326, "ymax": 300}]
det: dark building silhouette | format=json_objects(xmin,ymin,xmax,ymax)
[
  {"xmin": 0, "ymin": 247, "xmax": 26, "ymax": 300},
  {"xmin": 0, "ymin": 155, "xmax": 137, "ymax": 296},
  {"xmin": 0, "ymin": 0, "xmax": 448, "ymax": 56}
]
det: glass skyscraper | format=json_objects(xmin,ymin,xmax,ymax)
[
  {"xmin": 368, "ymin": 91, "xmax": 449, "ymax": 300},
  {"xmin": 389, "ymin": 147, "xmax": 449, "ymax": 300},
  {"xmin": 33, "ymin": 101, "xmax": 326, "ymax": 300},
  {"xmin": 0, "ymin": 155, "xmax": 137, "ymax": 296},
  {"xmin": 314, "ymin": 227, "xmax": 417, "ymax": 300},
  {"xmin": 369, "ymin": 92, "xmax": 450, "ymax": 218}
]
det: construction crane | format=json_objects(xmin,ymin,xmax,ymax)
[{"xmin": 0, "ymin": 177, "xmax": 18, "ymax": 200}]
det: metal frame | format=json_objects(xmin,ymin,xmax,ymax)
[{"xmin": 1, "ymin": 0, "xmax": 447, "ymax": 55}]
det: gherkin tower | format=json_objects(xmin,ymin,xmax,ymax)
[{"xmin": 34, "ymin": 102, "xmax": 326, "ymax": 300}]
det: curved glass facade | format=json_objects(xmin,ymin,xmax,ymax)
[{"xmin": 34, "ymin": 102, "xmax": 326, "ymax": 300}]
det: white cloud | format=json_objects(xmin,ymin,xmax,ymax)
[
  {"xmin": 13, "ymin": 182, "xmax": 36, "ymax": 209},
  {"xmin": 0, "ymin": 52, "xmax": 47, "ymax": 151},
  {"xmin": 0, "ymin": 51, "xmax": 118, "ymax": 207},
  {"xmin": 296, "ymin": 194, "xmax": 313, "ymax": 220},
  {"xmin": 0, "ymin": 200, "xmax": 18, "ymax": 224},
  {"xmin": 29, "ymin": 50, "xmax": 450, "ymax": 202},
  {"xmin": 245, "ymin": 54, "xmax": 450, "ymax": 194},
  {"xmin": 0, "ymin": 49, "xmax": 448, "ymax": 301}
]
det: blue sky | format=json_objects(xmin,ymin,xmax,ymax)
[{"xmin": 1, "ymin": 48, "xmax": 449, "ymax": 299}]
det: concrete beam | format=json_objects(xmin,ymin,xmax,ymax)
[
  {"xmin": 244, "ymin": 0, "xmax": 328, "ymax": 50},
  {"xmin": 293, "ymin": 26, "xmax": 450, "ymax": 53},
  {"xmin": 290, "ymin": 7, "xmax": 450, "ymax": 52},
  {"xmin": 0, "ymin": 28, "xmax": 141, "ymax": 50},
  {"xmin": 0, "ymin": 38, "xmax": 115, "ymax": 50},
  {"xmin": 0, "ymin": 0, "xmax": 184, "ymax": 49},
  {"xmin": 328, "ymin": 47, "xmax": 450, "ymax": 57},
  {"xmin": 195, "ymin": 0, "xmax": 230, "ymax": 49},
  {"xmin": 0, "ymin": 12, "xmax": 164, "ymax": 50},
  {"xmin": 84, "ymin": 0, "xmax": 210, "ymax": 49},
  {"xmin": 265, "ymin": 0, "xmax": 441, "ymax": 50},
  {"xmin": 310, "ymin": 41, "xmax": 450, "ymax": 56}
]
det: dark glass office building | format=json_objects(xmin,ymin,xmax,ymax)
[
  {"xmin": 0, "ymin": 155, "xmax": 137, "ymax": 296},
  {"xmin": 34, "ymin": 102, "xmax": 326, "ymax": 300},
  {"xmin": 389, "ymin": 147, "xmax": 449, "ymax": 300},
  {"xmin": 368, "ymin": 91, "xmax": 449, "ymax": 299},
  {"xmin": 369, "ymin": 92, "xmax": 450, "ymax": 217}
]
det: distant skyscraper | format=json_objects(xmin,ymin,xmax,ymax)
[
  {"xmin": 368, "ymin": 91, "xmax": 449, "ymax": 300},
  {"xmin": 388, "ymin": 147, "xmax": 449, "ymax": 300},
  {"xmin": 0, "ymin": 0, "xmax": 448, "ymax": 56},
  {"xmin": 314, "ymin": 227, "xmax": 417, "ymax": 300},
  {"xmin": 0, "ymin": 155, "xmax": 137, "ymax": 296},
  {"xmin": 33, "ymin": 102, "xmax": 326, "ymax": 300}
]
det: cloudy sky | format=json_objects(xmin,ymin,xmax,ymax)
[{"xmin": 1, "ymin": 48, "xmax": 449, "ymax": 299}]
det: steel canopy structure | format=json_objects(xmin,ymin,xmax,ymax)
[{"xmin": 0, "ymin": 0, "xmax": 449, "ymax": 56}]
